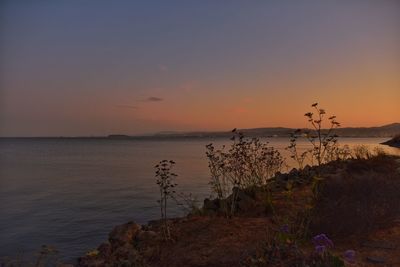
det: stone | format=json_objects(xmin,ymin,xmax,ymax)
[
  {"xmin": 253, "ymin": 187, "xmax": 267, "ymax": 201},
  {"xmin": 136, "ymin": 230, "xmax": 158, "ymax": 242},
  {"xmin": 366, "ymin": 256, "xmax": 386, "ymax": 264},
  {"xmin": 108, "ymin": 221, "xmax": 141, "ymax": 246},
  {"xmin": 303, "ymin": 165, "xmax": 311, "ymax": 172},
  {"xmin": 78, "ymin": 257, "xmax": 106, "ymax": 267},
  {"xmin": 113, "ymin": 243, "xmax": 137, "ymax": 258},
  {"xmin": 289, "ymin": 168, "xmax": 298, "ymax": 176},
  {"xmin": 97, "ymin": 242, "xmax": 112, "ymax": 257},
  {"xmin": 275, "ymin": 172, "xmax": 289, "ymax": 182},
  {"xmin": 233, "ymin": 187, "xmax": 256, "ymax": 212},
  {"xmin": 203, "ymin": 198, "xmax": 219, "ymax": 212},
  {"xmin": 362, "ymin": 240, "xmax": 397, "ymax": 250}
]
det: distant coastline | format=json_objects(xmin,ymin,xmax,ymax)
[{"xmin": 1, "ymin": 123, "xmax": 399, "ymax": 139}]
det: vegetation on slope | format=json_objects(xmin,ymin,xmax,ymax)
[{"xmin": 78, "ymin": 103, "xmax": 400, "ymax": 267}]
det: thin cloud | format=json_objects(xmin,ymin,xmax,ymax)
[{"xmin": 145, "ymin": 97, "xmax": 164, "ymax": 102}]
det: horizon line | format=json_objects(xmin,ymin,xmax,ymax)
[{"xmin": 1, "ymin": 122, "xmax": 398, "ymax": 139}]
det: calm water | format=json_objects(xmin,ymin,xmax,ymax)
[{"xmin": 0, "ymin": 137, "xmax": 398, "ymax": 263}]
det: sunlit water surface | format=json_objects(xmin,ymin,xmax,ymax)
[{"xmin": 0, "ymin": 137, "xmax": 398, "ymax": 262}]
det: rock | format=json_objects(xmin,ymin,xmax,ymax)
[
  {"xmin": 203, "ymin": 198, "xmax": 219, "ymax": 212},
  {"xmin": 78, "ymin": 257, "xmax": 106, "ymax": 267},
  {"xmin": 113, "ymin": 243, "xmax": 136, "ymax": 258},
  {"xmin": 141, "ymin": 246, "xmax": 157, "ymax": 259},
  {"xmin": 141, "ymin": 224, "xmax": 150, "ymax": 231},
  {"xmin": 232, "ymin": 187, "xmax": 256, "ymax": 212},
  {"xmin": 113, "ymin": 244, "xmax": 145, "ymax": 266},
  {"xmin": 97, "ymin": 242, "xmax": 112, "ymax": 257},
  {"xmin": 136, "ymin": 230, "xmax": 158, "ymax": 242},
  {"xmin": 275, "ymin": 172, "xmax": 289, "ymax": 182},
  {"xmin": 366, "ymin": 256, "xmax": 386, "ymax": 264},
  {"xmin": 362, "ymin": 240, "xmax": 397, "ymax": 250},
  {"xmin": 289, "ymin": 168, "xmax": 298, "ymax": 176},
  {"xmin": 303, "ymin": 165, "xmax": 311, "ymax": 173},
  {"xmin": 108, "ymin": 221, "xmax": 141, "ymax": 246},
  {"xmin": 79, "ymin": 229, "xmax": 145, "ymax": 267},
  {"xmin": 285, "ymin": 168, "xmax": 302, "ymax": 182},
  {"xmin": 253, "ymin": 187, "xmax": 267, "ymax": 201},
  {"xmin": 308, "ymin": 170, "xmax": 317, "ymax": 178}
]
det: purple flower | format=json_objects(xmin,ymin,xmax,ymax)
[
  {"xmin": 312, "ymin": 234, "xmax": 334, "ymax": 248},
  {"xmin": 344, "ymin": 250, "xmax": 356, "ymax": 263},
  {"xmin": 315, "ymin": 245, "xmax": 326, "ymax": 255},
  {"xmin": 280, "ymin": 224, "xmax": 289, "ymax": 233}
]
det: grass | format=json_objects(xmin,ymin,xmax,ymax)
[{"xmin": 310, "ymin": 155, "xmax": 400, "ymax": 239}]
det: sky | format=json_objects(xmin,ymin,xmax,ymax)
[{"xmin": 1, "ymin": 1, "xmax": 399, "ymax": 136}]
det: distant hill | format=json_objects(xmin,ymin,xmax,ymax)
[
  {"xmin": 11, "ymin": 123, "xmax": 396, "ymax": 139},
  {"xmin": 334, "ymin": 123, "xmax": 400, "ymax": 138},
  {"xmin": 148, "ymin": 123, "xmax": 400, "ymax": 139}
]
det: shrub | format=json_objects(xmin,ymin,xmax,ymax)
[
  {"xmin": 172, "ymin": 192, "xmax": 201, "ymax": 215},
  {"xmin": 288, "ymin": 103, "xmax": 341, "ymax": 168},
  {"xmin": 155, "ymin": 160, "xmax": 178, "ymax": 239},
  {"xmin": 241, "ymin": 224, "xmax": 305, "ymax": 267},
  {"xmin": 286, "ymin": 130, "xmax": 309, "ymax": 169},
  {"xmin": 310, "ymin": 156, "xmax": 400, "ymax": 238},
  {"xmin": 304, "ymin": 103, "xmax": 341, "ymax": 166},
  {"xmin": 351, "ymin": 145, "xmax": 372, "ymax": 159},
  {"xmin": 206, "ymin": 130, "xmax": 284, "ymax": 216},
  {"xmin": 241, "ymin": 228, "xmax": 346, "ymax": 266}
]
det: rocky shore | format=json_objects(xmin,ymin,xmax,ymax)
[
  {"xmin": 78, "ymin": 155, "xmax": 400, "ymax": 267},
  {"xmin": 382, "ymin": 135, "xmax": 400, "ymax": 148}
]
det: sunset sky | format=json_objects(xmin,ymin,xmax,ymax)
[{"xmin": 1, "ymin": 1, "xmax": 399, "ymax": 136}]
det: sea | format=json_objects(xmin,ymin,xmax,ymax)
[{"xmin": 0, "ymin": 137, "xmax": 398, "ymax": 263}]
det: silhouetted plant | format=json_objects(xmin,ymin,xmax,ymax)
[
  {"xmin": 206, "ymin": 143, "xmax": 231, "ymax": 200},
  {"xmin": 326, "ymin": 144, "xmax": 351, "ymax": 161},
  {"xmin": 303, "ymin": 103, "xmax": 341, "ymax": 166},
  {"xmin": 285, "ymin": 103, "xmax": 341, "ymax": 201},
  {"xmin": 172, "ymin": 192, "xmax": 201, "ymax": 215},
  {"xmin": 351, "ymin": 145, "xmax": 372, "ymax": 159},
  {"xmin": 351, "ymin": 145, "xmax": 387, "ymax": 160},
  {"xmin": 286, "ymin": 103, "xmax": 342, "ymax": 168},
  {"xmin": 206, "ymin": 129, "xmax": 284, "ymax": 216},
  {"xmin": 155, "ymin": 160, "xmax": 178, "ymax": 240},
  {"xmin": 286, "ymin": 129, "xmax": 309, "ymax": 169},
  {"xmin": 372, "ymin": 146, "xmax": 386, "ymax": 157}
]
